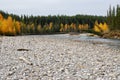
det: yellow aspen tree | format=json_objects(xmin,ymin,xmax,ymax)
[
  {"xmin": 0, "ymin": 13, "xmax": 3, "ymax": 21},
  {"xmin": 7, "ymin": 16, "xmax": 13, "ymax": 34},
  {"xmin": 0, "ymin": 14, "xmax": 3, "ymax": 32},
  {"xmin": 102, "ymin": 22, "xmax": 109, "ymax": 33},
  {"xmin": 0, "ymin": 21, "xmax": 2, "ymax": 33},
  {"xmin": 0, "ymin": 21, "xmax": 2, "ymax": 32},
  {"xmin": 31, "ymin": 23, "xmax": 35, "ymax": 32},
  {"xmin": 81, "ymin": 24, "xmax": 84, "ymax": 30},
  {"xmin": 26, "ymin": 24, "xmax": 30, "ymax": 33},
  {"xmin": 84, "ymin": 24, "xmax": 89, "ymax": 30},
  {"xmin": 0, "ymin": 14, "xmax": 5, "ymax": 34},
  {"xmin": 49, "ymin": 22, "xmax": 53, "ymax": 30},
  {"xmin": 78, "ymin": 24, "xmax": 82, "ymax": 30},
  {"xmin": 1, "ymin": 19, "xmax": 8, "ymax": 34},
  {"xmin": 99, "ymin": 23, "xmax": 103, "ymax": 30},
  {"xmin": 45, "ymin": 24, "xmax": 49, "ymax": 31},
  {"xmin": 73, "ymin": 23, "xmax": 76, "ymax": 31},
  {"xmin": 60, "ymin": 23, "xmax": 64, "ymax": 32},
  {"xmin": 12, "ymin": 26, "xmax": 16, "ymax": 35},
  {"xmin": 37, "ymin": 24, "xmax": 42, "ymax": 32},
  {"xmin": 14, "ymin": 21, "xmax": 21, "ymax": 34},
  {"xmin": 69, "ymin": 23, "xmax": 73, "ymax": 31},
  {"xmin": 94, "ymin": 21, "xmax": 101, "ymax": 32},
  {"xmin": 64, "ymin": 24, "xmax": 68, "ymax": 32},
  {"xmin": 17, "ymin": 21, "xmax": 21, "ymax": 33}
]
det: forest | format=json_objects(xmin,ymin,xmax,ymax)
[{"xmin": 0, "ymin": 4, "xmax": 120, "ymax": 36}]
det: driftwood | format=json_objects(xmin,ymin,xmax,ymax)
[
  {"xmin": 19, "ymin": 57, "xmax": 33, "ymax": 65},
  {"xmin": 17, "ymin": 49, "xmax": 30, "ymax": 51}
]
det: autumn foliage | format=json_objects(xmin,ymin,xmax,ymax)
[
  {"xmin": 0, "ymin": 12, "xmax": 110, "ymax": 36},
  {"xmin": 0, "ymin": 13, "xmax": 21, "ymax": 35},
  {"xmin": 0, "ymin": 10, "xmax": 111, "ymax": 36},
  {"xmin": 94, "ymin": 21, "xmax": 109, "ymax": 33},
  {"xmin": 60, "ymin": 23, "xmax": 89, "ymax": 32}
]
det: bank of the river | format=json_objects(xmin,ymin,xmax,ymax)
[
  {"xmin": 102, "ymin": 30, "xmax": 120, "ymax": 39},
  {"xmin": 0, "ymin": 35, "xmax": 120, "ymax": 80}
]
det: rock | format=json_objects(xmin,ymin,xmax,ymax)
[
  {"xmin": 7, "ymin": 71, "xmax": 15, "ymax": 76},
  {"xmin": 96, "ymin": 77, "xmax": 104, "ymax": 80}
]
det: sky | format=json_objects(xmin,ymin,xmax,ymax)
[{"xmin": 0, "ymin": 0, "xmax": 120, "ymax": 16}]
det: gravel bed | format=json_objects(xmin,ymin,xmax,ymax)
[{"xmin": 0, "ymin": 35, "xmax": 120, "ymax": 80}]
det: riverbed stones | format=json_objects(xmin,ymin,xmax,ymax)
[{"xmin": 0, "ymin": 35, "xmax": 120, "ymax": 80}]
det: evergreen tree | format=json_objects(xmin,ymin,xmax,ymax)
[{"xmin": 107, "ymin": 4, "xmax": 120, "ymax": 30}]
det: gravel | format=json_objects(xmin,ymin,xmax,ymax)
[{"xmin": 0, "ymin": 35, "xmax": 120, "ymax": 80}]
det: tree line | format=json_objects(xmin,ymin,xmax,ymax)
[
  {"xmin": 1, "ymin": 7, "xmax": 116, "ymax": 36},
  {"xmin": 0, "ymin": 10, "xmax": 107, "ymax": 35},
  {"xmin": 107, "ymin": 4, "xmax": 120, "ymax": 30}
]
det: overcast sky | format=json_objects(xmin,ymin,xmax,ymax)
[{"xmin": 0, "ymin": 0, "xmax": 119, "ymax": 16}]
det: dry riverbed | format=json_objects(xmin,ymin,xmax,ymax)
[{"xmin": 0, "ymin": 35, "xmax": 120, "ymax": 80}]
